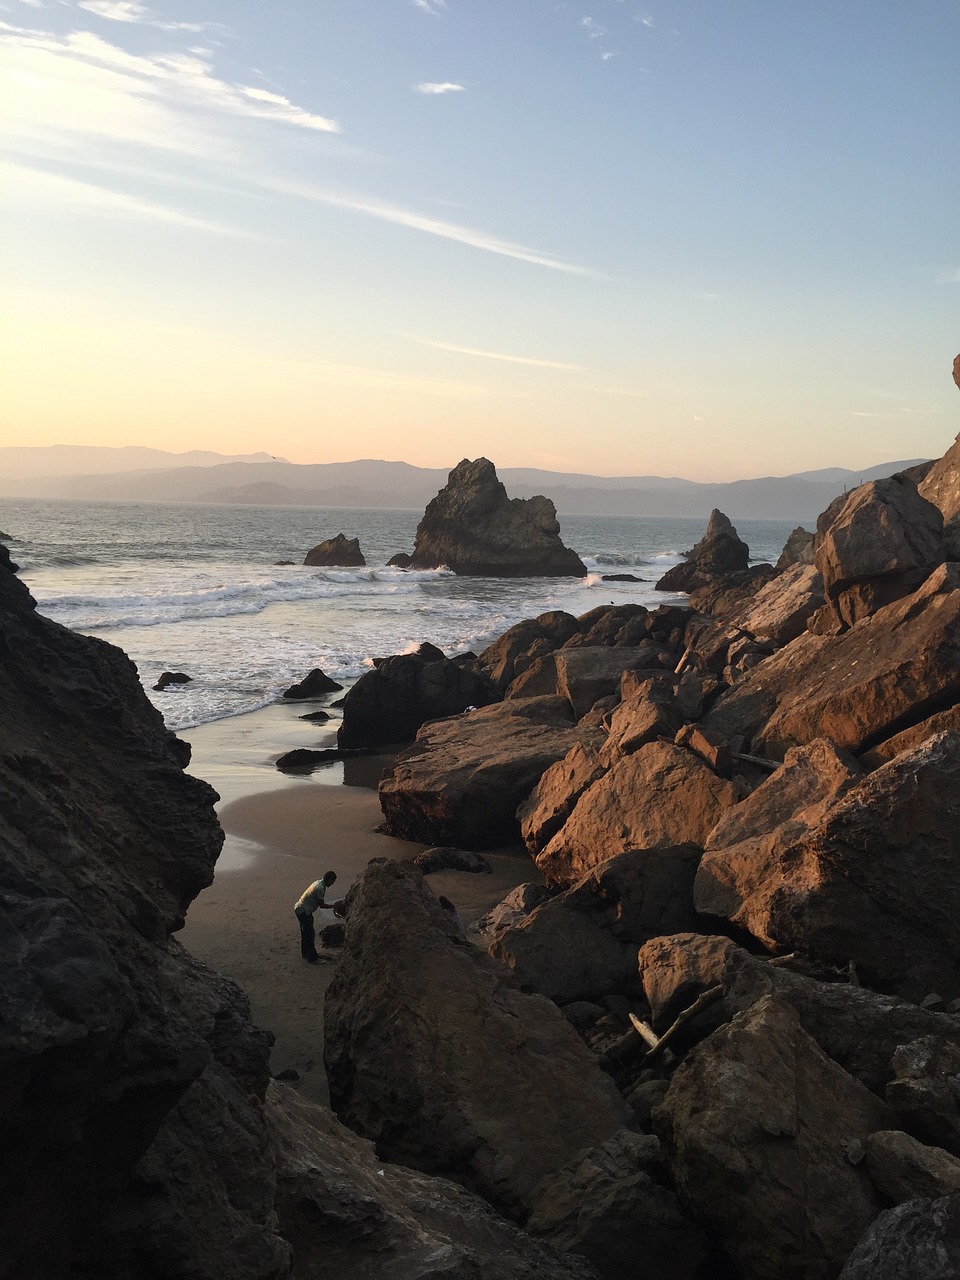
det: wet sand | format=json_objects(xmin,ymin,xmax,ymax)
[{"xmin": 178, "ymin": 702, "xmax": 534, "ymax": 1104}]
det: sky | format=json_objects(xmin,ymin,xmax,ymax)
[{"xmin": 1, "ymin": 0, "xmax": 958, "ymax": 481}]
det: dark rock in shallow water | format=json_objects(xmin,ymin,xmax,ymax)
[
  {"xmin": 601, "ymin": 572, "xmax": 643, "ymax": 582},
  {"xmin": 411, "ymin": 846, "xmax": 493, "ymax": 874},
  {"xmin": 387, "ymin": 551, "xmax": 413, "ymax": 568},
  {"xmin": 276, "ymin": 746, "xmax": 375, "ymax": 771},
  {"xmin": 298, "ymin": 709, "xmax": 331, "ymax": 722},
  {"xmin": 282, "ymin": 667, "xmax": 344, "ymax": 699},
  {"xmin": 153, "ymin": 670, "xmax": 192, "ymax": 690},
  {"xmin": 303, "ymin": 533, "xmax": 365, "ymax": 567},
  {"xmin": 408, "ymin": 457, "xmax": 587, "ymax": 577}
]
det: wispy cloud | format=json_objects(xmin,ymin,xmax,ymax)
[
  {"xmin": 412, "ymin": 0, "xmax": 446, "ymax": 12},
  {"xmin": 850, "ymin": 405, "xmax": 944, "ymax": 418},
  {"xmin": 415, "ymin": 81, "xmax": 464, "ymax": 94},
  {"xmin": 581, "ymin": 16, "xmax": 610, "ymax": 38},
  {"xmin": 0, "ymin": 158, "xmax": 247, "ymax": 233},
  {"xmin": 269, "ymin": 180, "xmax": 593, "ymax": 274},
  {"xmin": 76, "ymin": 0, "xmax": 215, "ymax": 33},
  {"xmin": 411, "ymin": 337, "xmax": 583, "ymax": 369},
  {"xmin": 1, "ymin": 25, "xmax": 340, "ymax": 150},
  {"xmin": 937, "ymin": 268, "xmax": 960, "ymax": 285}
]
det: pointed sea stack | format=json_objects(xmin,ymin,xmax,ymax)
[{"xmin": 408, "ymin": 457, "xmax": 587, "ymax": 577}]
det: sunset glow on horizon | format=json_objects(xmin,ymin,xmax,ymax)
[{"xmin": 1, "ymin": 1, "xmax": 958, "ymax": 481}]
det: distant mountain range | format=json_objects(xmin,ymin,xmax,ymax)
[{"xmin": 0, "ymin": 446, "xmax": 928, "ymax": 522}]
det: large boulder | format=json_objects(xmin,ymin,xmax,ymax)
[
  {"xmin": 600, "ymin": 671, "xmax": 687, "ymax": 763},
  {"xmin": 479, "ymin": 612, "xmax": 579, "ymax": 690},
  {"xmin": 490, "ymin": 846, "xmax": 701, "ymax": 1004},
  {"xmin": 518, "ymin": 741, "xmax": 608, "ymax": 854},
  {"xmin": 304, "ymin": 533, "xmax": 365, "ymax": 566},
  {"xmin": 266, "ymin": 1083, "xmax": 598, "ymax": 1280},
  {"xmin": 525, "ymin": 1130, "xmax": 711, "ymax": 1280},
  {"xmin": 323, "ymin": 860, "xmax": 633, "ymax": 1221},
  {"xmin": 563, "ymin": 603, "xmax": 655, "ymax": 648},
  {"xmin": 886, "ymin": 1036, "xmax": 960, "ymax": 1158},
  {"xmin": 814, "ymin": 475, "xmax": 944, "ymax": 629},
  {"xmin": 337, "ymin": 651, "xmax": 500, "ymax": 749},
  {"xmin": 863, "ymin": 1130, "xmax": 960, "ymax": 1205},
  {"xmin": 655, "ymin": 509, "xmax": 750, "ymax": 592},
  {"xmin": 839, "ymin": 1194, "xmax": 960, "ymax": 1280},
  {"xmin": 638, "ymin": 932, "xmax": 739, "ymax": 1033},
  {"xmin": 696, "ymin": 737, "xmax": 864, "ymax": 928},
  {"xmin": 700, "ymin": 731, "xmax": 960, "ymax": 1000},
  {"xmin": 534, "ymin": 740, "xmax": 738, "ymax": 888},
  {"xmin": 655, "ymin": 996, "xmax": 893, "ymax": 1280},
  {"xmin": 722, "ymin": 947, "xmax": 960, "ymax": 1096},
  {"xmin": 378, "ymin": 696, "xmax": 598, "ymax": 848},
  {"xmin": 915, "ymin": 356, "xmax": 960, "ymax": 523},
  {"xmin": 701, "ymin": 562, "xmax": 960, "ymax": 759},
  {"xmin": 408, "ymin": 458, "xmax": 587, "ymax": 577},
  {"xmin": 554, "ymin": 647, "xmax": 668, "ymax": 720}
]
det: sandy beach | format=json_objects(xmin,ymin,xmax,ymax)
[{"xmin": 178, "ymin": 701, "xmax": 535, "ymax": 1104}]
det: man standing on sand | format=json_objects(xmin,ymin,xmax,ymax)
[{"xmin": 294, "ymin": 870, "xmax": 337, "ymax": 963}]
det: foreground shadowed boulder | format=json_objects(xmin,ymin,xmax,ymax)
[
  {"xmin": 323, "ymin": 860, "xmax": 633, "ymax": 1222},
  {"xmin": 838, "ymin": 1194, "xmax": 960, "ymax": 1280},
  {"xmin": 0, "ymin": 551, "xmax": 291, "ymax": 1279},
  {"xmin": 525, "ymin": 1130, "xmax": 712, "ymax": 1280},
  {"xmin": 266, "ymin": 1083, "xmax": 599, "ymax": 1280},
  {"xmin": 655, "ymin": 996, "xmax": 893, "ymax": 1280}
]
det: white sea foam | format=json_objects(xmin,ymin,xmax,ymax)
[{"xmin": 2, "ymin": 498, "xmax": 798, "ymax": 732}]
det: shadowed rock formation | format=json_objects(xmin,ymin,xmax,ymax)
[
  {"xmin": 655, "ymin": 508, "xmax": 752, "ymax": 593},
  {"xmin": 407, "ymin": 457, "xmax": 588, "ymax": 577},
  {"xmin": 304, "ymin": 532, "xmax": 365, "ymax": 566},
  {"xmin": 323, "ymin": 859, "xmax": 632, "ymax": 1221},
  {"xmin": 337, "ymin": 649, "xmax": 500, "ymax": 749}
]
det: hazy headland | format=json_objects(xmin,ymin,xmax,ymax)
[{"xmin": 0, "ymin": 444, "xmax": 926, "ymax": 522}]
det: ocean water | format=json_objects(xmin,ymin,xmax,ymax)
[{"xmin": 1, "ymin": 497, "xmax": 799, "ymax": 732}]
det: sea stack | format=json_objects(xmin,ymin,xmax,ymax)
[{"xmin": 407, "ymin": 457, "xmax": 587, "ymax": 577}]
